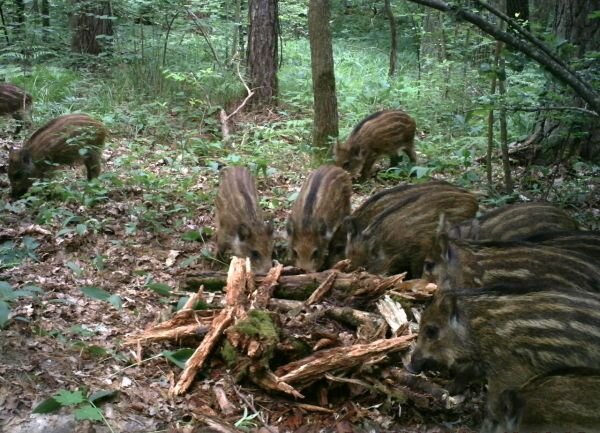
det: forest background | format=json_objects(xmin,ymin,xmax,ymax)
[{"xmin": 0, "ymin": 0, "xmax": 598, "ymax": 432}]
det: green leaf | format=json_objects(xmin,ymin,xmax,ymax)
[
  {"xmin": 80, "ymin": 286, "xmax": 111, "ymax": 301},
  {"xmin": 176, "ymin": 296, "xmax": 189, "ymax": 311},
  {"xmin": 108, "ymin": 295, "xmax": 123, "ymax": 310},
  {"xmin": 54, "ymin": 390, "xmax": 86, "ymax": 406},
  {"xmin": 74, "ymin": 404, "xmax": 103, "ymax": 421},
  {"xmin": 67, "ymin": 261, "xmax": 84, "ymax": 277},
  {"xmin": 88, "ymin": 390, "xmax": 119, "ymax": 404},
  {"xmin": 32, "ymin": 397, "xmax": 62, "ymax": 414},
  {"xmin": 146, "ymin": 282, "xmax": 172, "ymax": 296},
  {"xmin": 76, "ymin": 224, "xmax": 88, "ymax": 236},
  {"xmin": 0, "ymin": 301, "xmax": 10, "ymax": 328},
  {"xmin": 182, "ymin": 230, "xmax": 202, "ymax": 242},
  {"xmin": 162, "ymin": 348, "xmax": 195, "ymax": 369}
]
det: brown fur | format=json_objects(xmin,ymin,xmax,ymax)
[
  {"xmin": 345, "ymin": 188, "xmax": 477, "ymax": 278},
  {"xmin": 334, "ymin": 110, "xmax": 416, "ymax": 181},
  {"xmin": 450, "ymin": 202, "xmax": 578, "ymax": 241},
  {"xmin": 483, "ymin": 370, "xmax": 600, "ymax": 433},
  {"xmin": 287, "ymin": 165, "xmax": 351, "ymax": 272},
  {"xmin": 215, "ymin": 167, "xmax": 273, "ymax": 273},
  {"xmin": 423, "ymin": 229, "xmax": 600, "ymax": 292},
  {"xmin": 408, "ymin": 287, "xmax": 600, "ymax": 402},
  {"xmin": 8, "ymin": 114, "xmax": 107, "ymax": 198},
  {"xmin": 0, "ymin": 83, "xmax": 33, "ymax": 135}
]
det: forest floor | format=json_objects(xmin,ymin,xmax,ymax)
[{"xmin": 0, "ymin": 113, "xmax": 596, "ymax": 433}]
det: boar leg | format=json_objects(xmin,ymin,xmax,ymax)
[
  {"xmin": 405, "ymin": 146, "xmax": 417, "ymax": 163},
  {"xmin": 84, "ymin": 156, "xmax": 102, "ymax": 180},
  {"xmin": 358, "ymin": 154, "xmax": 377, "ymax": 181},
  {"xmin": 12, "ymin": 111, "xmax": 25, "ymax": 136},
  {"xmin": 389, "ymin": 152, "xmax": 402, "ymax": 167}
]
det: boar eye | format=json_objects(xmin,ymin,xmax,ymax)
[
  {"xmin": 342, "ymin": 161, "xmax": 351, "ymax": 170},
  {"xmin": 250, "ymin": 250, "xmax": 261, "ymax": 261},
  {"xmin": 423, "ymin": 325, "xmax": 439, "ymax": 340},
  {"xmin": 423, "ymin": 259, "xmax": 435, "ymax": 273},
  {"xmin": 311, "ymin": 250, "xmax": 320, "ymax": 260}
]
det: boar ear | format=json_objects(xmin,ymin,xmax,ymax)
[
  {"xmin": 344, "ymin": 216, "xmax": 358, "ymax": 238},
  {"xmin": 20, "ymin": 149, "xmax": 33, "ymax": 166},
  {"xmin": 317, "ymin": 218, "xmax": 328, "ymax": 238},
  {"xmin": 471, "ymin": 219, "xmax": 481, "ymax": 241},
  {"xmin": 237, "ymin": 223, "xmax": 251, "ymax": 241},
  {"xmin": 439, "ymin": 293, "xmax": 460, "ymax": 325},
  {"xmin": 265, "ymin": 221, "xmax": 273, "ymax": 236},
  {"xmin": 435, "ymin": 214, "xmax": 451, "ymax": 263}
]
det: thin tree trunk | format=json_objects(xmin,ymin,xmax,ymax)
[
  {"xmin": 247, "ymin": 0, "xmax": 279, "ymax": 108},
  {"xmin": 497, "ymin": 45, "xmax": 513, "ymax": 194},
  {"xmin": 384, "ymin": 0, "xmax": 397, "ymax": 77},
  {"xmin": 487, "ymin": 41, "xmax": 500, "ymax": 189},
  {"xmin": 308, "ymin": 0, "xmax": 339, "ymax": 150}
]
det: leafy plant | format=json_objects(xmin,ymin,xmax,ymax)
[
  {"xmin": 33, "ymin": 388, "xmax": 118, "ymax": 426},
  {"xmin": 0, "ymin": 282, "xmax": 43, "ymax": 328}
]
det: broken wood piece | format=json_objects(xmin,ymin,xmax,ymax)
[
  {"xmin": 376, "ymin": 295, "xmax": 409, "ymax": 335},
  {"xmin": 249, "ymin": 368, "xmax": 304, "ymax": 399},
  {"xmin": 251, "ymin": 263, "xmax": 283, "ymax": 309},
  {"xmin": 172, "ymin": 257, "xmax": 248, "ymax": 396},
  {"xmin": 274, "ymin": 334, "xmax": 416, "ymax": 387},
  {"xmin": 305, "ymin": 271, "xmax": 337, "ymax": 305}
]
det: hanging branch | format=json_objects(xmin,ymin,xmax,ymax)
[
  {"xmin": 186, "ymin": 8, "xmax": 222, "ymax": 67},
  {"xmin": 404, "ymin": 0, "xmax": 600, "ymax": 114}
]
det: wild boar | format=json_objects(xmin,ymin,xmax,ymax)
[
  {"xmin": 0, "ymin": 83, "xmax": 33, "ymax": 135},
  {"xmin": 215, "ymin": 167, "xmax": 273, "ymax": 273},
  {"xmin": 326, "ymin": 180, "xmax": 468, "ymax": 266},
  {"xmin": 345, "ymin": 188, "xmax": 477, "ymax": 277},
  {"xmin": 422, "ymin": 228, "xmax": 600, "ymax": 292},
  {"xmin": 287, "ymin": 165, "xmax": 351, "ymax": 272},
  {"xmin": 482, "ymin": 369, "xmax": 600, "ymax": 433},
  {"xmin": 522, "ymin": 230, "xmax": 600, "ymax": 263},
  {"xmin": 8, "ymin": 113, "xmax": 107, "ymax": 198},
  {"xmin": 450, "ymin": 202, "xmax": 578, "ymax": 241},
  {"xmin": 334, "ymin": 110, "xmax": 416, "ymax": 181},
  {"xmin": 408, "ymin": 286, "xmax": 600, "ymax": 401}
]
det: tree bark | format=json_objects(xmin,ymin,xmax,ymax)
[
  {"xmin": 308, "ymin": 0, "xmax": 339, "ymax": 150},
  {"xmin": 528, "ymin": 0, "xmax": 600, "ymax": 162},
  {"xmin": 247, "ymin": 0, "xmax": 279, "ymax": 108},
  {"xmin": 70, "ymin": 0, "xmax": 114, "ymax": 55},
  {"xmin": 384, "ymin": 0, "xmax": 397, "ymax": 77}
]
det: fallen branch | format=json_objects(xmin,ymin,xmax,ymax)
[
  {"xmin": 172, "ymin": 258, "xmax": 250, "ymax": 396},
  {"xmin": 274, "ymin": 334, "xmax": 416, "ymax": 388}
]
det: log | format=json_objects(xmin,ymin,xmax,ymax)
[{"xmin": 184, "ymin": 270, "xmax": 435, "ymax": 303}]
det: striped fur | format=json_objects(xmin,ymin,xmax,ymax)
[
  {"xmin": 0, "ymin": 83, "xmax": 33, "ymax": 135},
  {"xmin": 287, "ymin": 165, "xmax": 351, "ymax": 272},
  {"xmin": 8, "ymin": 114, "xmax": 107, "ymax": 198},
  {"xmin": 409, "ymin": 287, "xmax": 600, "ymax": 402},
  {"xmin": 345, "ymin": 188, "xmax": 477, "ymax": 277},
  {"xmin": 215, "ymin": 167, "xmax": 273, "ymax": 273},
  {"xmin": 451, "ymin": 202, "xmax": 578, "ymax": 241},
  {"xmin": 483, "ymin": 369, "xmax": 600, "ymax": 433},
  {"xmin": 334, "ymin": 110, "xmax": 416, "ymax": 180},
  {"xmin": 423, "ymin": 236, "xmax": 600, "ymax": 292}
]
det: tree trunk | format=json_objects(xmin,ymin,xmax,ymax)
[
  {"xmin": 308, "ymin": 0, "xmax": 339, "ymax": 150},
  {"xmin": 247, "ymin": 0, "xmax": 279, "ymax": 108},
  {"xmin": 384, "ymin": 0, "xmax": 397, "ymax": 77},
  {"xmin": 70, "ymin": 0, "xmax": 114, "ymax": 56},
  {"xmin": 41, "ymin": 0, "xmax": 50, "ymax": 29},
  {"xmin": 529, "ymin": 0, "xmax": 600, "ymax": 163}
]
